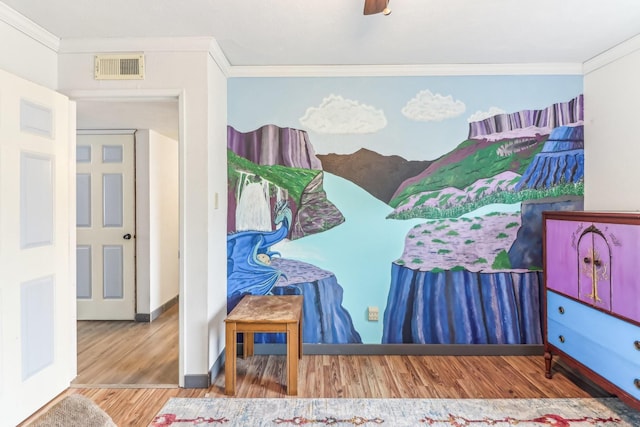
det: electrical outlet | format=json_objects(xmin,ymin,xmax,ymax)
[{"xmin": 368, "ymin": 306, "xmax": 379, "ymax": 321}]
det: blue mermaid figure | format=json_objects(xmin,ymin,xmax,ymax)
[{"xmin": 226, "ymin": 200, "xmax": 292, "ymax": 311}]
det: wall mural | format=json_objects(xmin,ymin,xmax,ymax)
[{"xmin": 227, "ymin": 75, "xmax": 584, "ymax": 345}]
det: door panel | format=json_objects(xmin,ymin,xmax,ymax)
[
  {"xmin": 0, "ymin": 68, "xmax": 75, "ymax": 426},
  {"xmin": 77, "ymin": 245, "xmax": 92, "ymax": 298},
  {"xmin": 544, "ymin": 219, "xmax": 580, "ymax": 299},
  {"xmin": 76, "ymin": 133, "xmax": 135, "ymax": 320}
]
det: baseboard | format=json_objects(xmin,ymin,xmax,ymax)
[
  {"xmin": 135, "ymin": 295, "xmax": 179, "ymax": 322},
  {"xmin": 209, "ymin": 351, "xmax": 225, "ymax": 387},
  {"xmin": 134, "ymin": 313, "xmax": 150, "ymax": 322},
  {"xmin": 240, "ymin": 343, "xmax": 544, "ymax": 356},
  {"xmin": 183, "ymin": 374, "xmax": 209, "ymax": 389}
]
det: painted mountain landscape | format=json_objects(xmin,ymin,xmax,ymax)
[{"xmin": 227, "ymin": 90, "xmax": 584, "ymax": 345}]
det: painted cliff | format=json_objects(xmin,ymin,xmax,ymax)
[
  {"xmin": 227, "ymin": 124, "xmax": 322, "ymax": 170},
  {"xmin": 382, "ymin": 95, "xmax": 584, "ymax": 344},
  {"xmin": 382, "ymin": 267, "xmax": 543, "ymax": 344},
  {"xmin": 514, "ymin": 125, "xmax": 584, "ymax": 190},
  {"xmin": 254, "ymin": 258, "xmax": 362, "ymax": 344},
  {"xmin": 468, "ymin": 94, "xmax": 584, "ymax": 140}
]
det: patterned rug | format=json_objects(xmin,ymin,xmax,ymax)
[{"xmin": 150, "ymin": 397, "xmax": 640, "ymax": 426}]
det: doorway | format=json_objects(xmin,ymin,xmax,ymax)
[{"xmin": 72, "ymin": 96, "xmax": 181, "ymax": 387}]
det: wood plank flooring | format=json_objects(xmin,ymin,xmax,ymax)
[
  {"xmin": 73, "ymin": 303, "xmax": 179, "ymax": 386},
  {"xmin": 21, "ymin": 305, "xmax": 610, "ymax": 426}
]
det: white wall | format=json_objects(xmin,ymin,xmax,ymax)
[
  {"xmin": 584, "ymin": 37, "xmax": 640, "ymax": 211},
  {"xmin": 148, "ymin": 129, "xmax": 180, "ymax": 311},
  {"xmin": 207, "ymin": 54, "xmax": 228, "ymax": 371},
  {"xmin": 0, "ymin": 4, "xmax": 58, "ymax": 88},
  {"xmin": 136, "ymin": 132, "xmax": 152, "ymax": 314},
  {"xmin": 58, "ymin": 38, "xmax": 225, "ymax": 385},
  {"xmin": 136, "ymin": 129, "xmax": 180, "ymax": 316}
]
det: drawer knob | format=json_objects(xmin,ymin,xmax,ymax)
[
  {"xmin": 558, "ymin": 306, "xmax": 565, "ymax": 315},
  {"xmin": 635, "ymin": 379, "xmax": 640, "ymax": 389},
  {"xmin": 635, "ymin": 340, "xmax": 640, "ymax": 351},
  {"xmin": 558, "ymin": 335, "xmax": 565, "ymax": 343},
  {"xmin": 583, "ymin": 257, "xmax": 591, "ymax": 264}
]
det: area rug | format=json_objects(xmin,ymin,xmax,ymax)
[
  {"xmin": 30, "ymin": 394, "xmax": 116, "ymax": 427},
  {"xmin": 150, "ymin": 397, "xmax": 640, "ymax": 426}
]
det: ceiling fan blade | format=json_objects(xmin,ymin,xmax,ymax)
[{"xmin": 363, "ymin": 0, "xmax": 387, "ymax": 15}]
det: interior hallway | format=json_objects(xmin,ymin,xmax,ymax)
[{"xmin": 73, "ymin": 303, "xmax": 179, "ymax": 386}]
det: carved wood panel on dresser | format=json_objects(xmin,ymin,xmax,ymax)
[{"xmin": 543, "ymin": 211, "xmax": 640, "ymax": 410}]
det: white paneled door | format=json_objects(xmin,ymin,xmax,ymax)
[
  {"xmin": 0, "ymin": 69, "xmax": 76, "ymax": 425},
  {"xmin": 76, "ymin": 133, "xmax": 136, "ymax": 320}
]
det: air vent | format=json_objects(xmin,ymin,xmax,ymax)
[{"xmin": 94, "ymin": 54, "xmax": 144, "ymax": 80}]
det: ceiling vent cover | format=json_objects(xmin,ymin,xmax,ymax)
[{"xmin": 94, "ymin": 54, "xmax": 144, "ymax": 80}]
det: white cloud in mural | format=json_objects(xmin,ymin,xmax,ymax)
[
  {"xmin": 401, "ymin": 90, "xmax": 466, "ymax": 122},
  {"xmin": 467, "ymin": 106, "xmax": 507, "ymax": 123},
  {"xmin": 299, "ymin": 94, "xmax": 387, "ymax": 134}
]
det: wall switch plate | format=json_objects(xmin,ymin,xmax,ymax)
[{"xmin": 368, "ymin": 306, "xmax": 379, "ymax": 321}]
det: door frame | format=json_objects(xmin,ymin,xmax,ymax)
[{"xmin": 69, "ymin": 89, "xmax": 185, "ymax": 386}]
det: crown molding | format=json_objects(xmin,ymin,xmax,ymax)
[
  {"xmin": 583, "ymin": 33, "xmax": 640, "ymax": 74},
  {"xmin": 227, "ymin": 62, "xmax": 583, "ymax": 78},
  {"xmin": 208, "ymin": 40, "xmax": 231, "ymax": 77},
  {"xmin": 59, "ymin": 36, "xmax": 215, "ymax": 54},
  {"xmin": 0, "ymin": 2, "xmax": 59, "ymax": 51}
]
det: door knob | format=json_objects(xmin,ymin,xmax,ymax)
[{"xmin": 123, "ymin": 233, "xmax": 132, "ymax": 240}]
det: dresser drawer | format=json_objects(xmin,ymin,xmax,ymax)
[
  {"xmin": 547, "ymin": 291, "xmax": 640, "ymax": 363},
  {"xmin": 548, "ymin": 318, "xmax": 640, "ymax": 399}
]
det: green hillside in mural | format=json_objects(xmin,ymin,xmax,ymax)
[
  {"xmin": 390, "ymin": 137, "xmax": 542, "ymax": 206},
  {"xmin": 227, "ymin": 149, "xmax": 319, "ymax": 203},
  {"xmin": 388, "ymin": 134, "xmax": 584, "ymax": 220}
]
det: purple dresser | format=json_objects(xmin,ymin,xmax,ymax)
[{"xmin": 543, "ymin": 211, "xmax": 640, "ymax": 410}]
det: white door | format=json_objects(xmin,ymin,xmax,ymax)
[
  {"xmin": 76, "ymin": 133, "xmax": 136, "ymax": 320},
  {"xmin": 0, "ymin": 69, "xmax": 76, "ymax": 425}
]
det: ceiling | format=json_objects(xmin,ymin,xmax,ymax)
[
  {"xmin": 3, "ymin": 0, "xmax": 640, "ymax": 138},
  {"xmin": 75, "ymin": 99, "xmax": 179, "ymax": 140},
  {"xmin": 4, "ymin": 0, "xmax": 640, "ymax": 67}
]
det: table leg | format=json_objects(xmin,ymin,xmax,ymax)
[
  {"xmin": 225, "ymin": 322, "xmax": 237, "ymax": 395},
  {"xmin": 243, "ymin": 332, "xmax": 254, "ymax": 358},
  {"xmin": 286, "ymin": 322, "xmax": 299, "ymax": 395},
  {"xmin": 298, "ymin": 317, "xmax": 303, "ymax": 359}
]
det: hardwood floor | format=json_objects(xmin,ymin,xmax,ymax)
[
  {"xmin": 22, "ymin": 306, "xmax": 609, "ymax": 426},
  {"xmin": 73, "ymin": 303, "xmax": 179, "ymax": 386}
]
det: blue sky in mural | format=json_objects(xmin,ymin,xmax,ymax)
[{"xmin": 228, "ymin": 75, "xmax": 583, "ymax": 160}]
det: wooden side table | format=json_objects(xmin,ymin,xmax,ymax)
[{"xmin": 224, "ymin": 295, "xmax": 303, "ymax": 395}]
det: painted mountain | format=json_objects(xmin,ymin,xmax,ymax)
[
  {"xmin": 318, "ymin": 148, "xmax": 431, "ymax": 204},
  {"xmin": 389, "ymin": 95, "xmax": 584, "ymax": 220}
]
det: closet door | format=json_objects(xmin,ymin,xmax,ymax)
[
  {"xmin": 76, "ymin": 133, "xmax": 136, "ymax": 320},
  {"xmin": 0, "ymin": 69, "xmax": 76, "ymax": 426}
]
